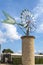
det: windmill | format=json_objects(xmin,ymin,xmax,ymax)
[
  {"xmin": 2, "ymin": 9, "xmax": 36, "ymax": 36},
  {"xmin": 1, "ymin": 9, "xmax": 35, "ymax": 65},
  {"xmin": 20, "ymin": 9, "xmax": 36, "ymax": 36}
]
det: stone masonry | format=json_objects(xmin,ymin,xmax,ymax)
[{"xmin": 21, "ymin": 36, "xmax": 35, "ymax": 65}]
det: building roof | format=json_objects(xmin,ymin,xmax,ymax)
[{"xmin": 1, "ymin": 53, "xmax": 43, "ymax": 56}]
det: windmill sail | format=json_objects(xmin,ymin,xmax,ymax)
[{"xmin": 2, "ymin": 11, "xmax": 16, "ymax": 24}]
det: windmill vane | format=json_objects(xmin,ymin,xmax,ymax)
[{"xmin": 2, "ymin": 9, "xmax": 36, "ymax": 36}]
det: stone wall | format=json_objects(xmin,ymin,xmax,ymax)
[{"xmin": 21, "ymin": 36, "xmax": 35, "ymax": 65}]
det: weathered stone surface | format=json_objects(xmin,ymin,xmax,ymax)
[{"xmin": 21, "ymin": 36, "xmax": 35, "ymax": 65}]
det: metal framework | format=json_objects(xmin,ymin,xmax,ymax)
[{"xmin": 2, "ymin": 9, "xmax": 36, "ymax": 36}]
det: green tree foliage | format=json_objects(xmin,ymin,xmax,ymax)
[{"xmin": 2, "ymin": 49, "xmax": 14, "ymax": 53}]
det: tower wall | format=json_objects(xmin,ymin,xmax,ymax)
[{"xmin": 21, "ymin": 36, "xmax": 35, "ymax": 65}]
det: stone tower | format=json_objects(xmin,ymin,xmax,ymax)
[{"xmin": 21, "ymin": 36, "xmax": 35, "ymax": 65}]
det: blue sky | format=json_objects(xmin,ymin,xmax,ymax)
[{"xmin": 0, "ymin": 0, "xmax": 43, "ymax": 53}]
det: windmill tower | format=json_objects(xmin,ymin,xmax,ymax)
[{"xmin": 20, "ymin": 9, "xmax": 35, "ymax": 65}]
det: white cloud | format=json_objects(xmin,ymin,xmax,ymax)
[
  {"xmin": 0, "ymin": 38, "xmax": 6, "ymax": 44},
  {"xmin": 15, "ymin": 17, "xmax": 20, "ymax": 21},
  {"xmin": 36, "ymin": 23, "xmax": 43, "ymax": 33},
  {"xmin": 34, "ymin": 50, "xmax": 37, "ymax": 53},
  {"xmin": 33, "ymin": 0, "xmax": 43, "ymax": 20},
  {"xmin": 17, "ymin": 50, "xmax": 22, "ymax": 54},
  {"xmin": 0, "ymin": 31, "xmax": 6, "ymax": 44},
  {"xmin": 37, "ymin": 50, "xmax": 43, "ymax": 53},
  {"xmin": 0, "ymin": 31, "xmax": 4, "ymax": 38},
  {"xmin": 0, "ymin": 23, "xmax": 21, "ymax": 44},
  {"xmin": 34, "ymin": 49, "xmax": 43, "ymax": 54},
  {"xmin": 32, "ymin": 0, "xmax": 43, "ymax": 33},
  {"xmin": 3, "ymin": 23, "xmax": 21, "ymax": 40}
]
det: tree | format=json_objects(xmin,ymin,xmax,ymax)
[
  {"xmin": 2, "ymin": 49, "xmax": 14, "ymax": 53},
  {"xmin": 39, "ymin": 53, "xmax": 43, "ymax": 55}
]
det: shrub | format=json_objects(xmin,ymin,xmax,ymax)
[{"xmin": 12, "ymin": 58, "xmax": 22, "ymax": 65}]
